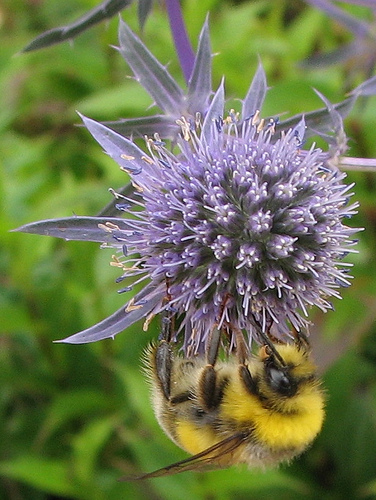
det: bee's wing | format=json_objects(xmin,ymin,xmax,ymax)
[{"xmin": 120, "ymin": 432, "xmax": 247, "ymax": 480}]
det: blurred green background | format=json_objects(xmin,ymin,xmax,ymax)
[{"xmin": 1, "ymin": 0, "xmax": 376, "ymax": 498}]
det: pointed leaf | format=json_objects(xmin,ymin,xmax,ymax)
[
  {"xmin": 242, "ymin": 62, "xmax": 268, "ymax": 119},
  {"xmin": 79, "ymin": 113, "xmax": 148, "ymax": 175},
  {"xmin": 138, "ymin": 0, "xmax": 154, "ymax": 29},
  {"xmin": 103, "ymin": 114, "xmax": 177, "ymax": 140},
  {"xmin": 304, "ymin": 0, "xmax": 370, "ymax": 37},
  {"xmin": 55, "ymin": 284, "xmax": 162, "ymax": 343},
  {"xmin": 350, "ymin": 74, "xmax": 376, "ymax": 97},
  {"xmin": 187, "ymin": 18, "xmax": 212, "ymax": 114},
  {"xmin": 13, "ymin": 216, "xmax": 132, "ymax": 242},
  {"xmin": 22, "ymin": 0, "xmax": 132, "ymax": 52},
  {"xmin": 313, "ymin": 89, "xmax": 344, "ymax": 134},
  {"xmin": 118, "ymin": 19, "xmax": 184, "ymax": 114},
  {"xmin": 300, "ymin": 42, "xmax": 358, "ymax": 69},
  {"xmin": 277, "ymin": 95, "xmax": 356, "ymax": 138},
  {"xmin": 201, "ymin": 80, "xmax": 225, "ymax": 144}
]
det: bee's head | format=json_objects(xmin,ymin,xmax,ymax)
[
  {"xmin": 263, "ymin": 350, "xmax": 298, "ymax": 397},
  {"xmin": 258, "ymin": 343, "xmax": 317, "ymax": 400}
]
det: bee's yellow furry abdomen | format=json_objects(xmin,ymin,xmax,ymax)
[{"xmin": 175, "ymin": 420, "xmax": 218, "ymax": 455}]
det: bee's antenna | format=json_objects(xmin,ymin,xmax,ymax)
[
  {"xmin": 250, "ymin": 315, "xmax": 287, "ymax": 367},
  {"xmin": 258, "ymin": 331, "xmax": 287, "ymax": 367},
  {"xmin": 291, "ymin": 326, "xmax": 310, "ymax": 350}
]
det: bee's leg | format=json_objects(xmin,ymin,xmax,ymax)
[
  {"xmin": 232, "ymin": 326, "xmax": 249, "ymax": 365},
  {"xmin": 206, "ymin": 326, "xmax": 221, "ymax": 367},
  {"xmin": 197, "ymin": 327, "xmax": 223, "ymax": 411},
  {"xmin": 231, "ymin": 327, "xmax": 259, "ymax": 395},
  {"xmin": 154, "ymin": 307, "xmax": 175, "ymax": 401}
]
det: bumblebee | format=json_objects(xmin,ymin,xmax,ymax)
[{"xmin": 124, "ymin": 320, "xmax": 325, "ymax": 480}]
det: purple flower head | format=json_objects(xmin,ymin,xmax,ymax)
[
  {"xmin": 78, "ymin": 101, "xmax": 359, "ymax": 351},
  {"xmin": 16, "ymin": 20, "xmax": 368, "ymax": 351}
]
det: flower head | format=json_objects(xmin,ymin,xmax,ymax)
[
  {"xmin": 77, "ymin": 96, "xmax": 359, "ymax": 352},
  {"xmin": 16, "ymin": 20, "xmax": 364, "ymax": 351}
]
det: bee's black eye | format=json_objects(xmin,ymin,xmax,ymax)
[{"xmin": 268, "ymin": 367, "xmax": 297, "ymax": 397}]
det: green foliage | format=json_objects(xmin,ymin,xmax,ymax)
[{"xmin": 1, "ymin": 0, "xmax": 376, "ymax": 498}]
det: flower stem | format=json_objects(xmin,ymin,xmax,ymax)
[
  {"xmin": 165, "ymin": 0, "xmax": 195, "ymax": 84},
  {"xmin": 339, "ymin": 157, "xmax": 376, "ymax": 172}
]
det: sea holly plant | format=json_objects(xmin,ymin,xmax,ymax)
[
  {"xmin": 14, "ymin": 17, "xmax": 376, "ymax": 352},
  {"xmin": 22, "ymin": 0, "xmax": 150, "ymax": 52}
]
